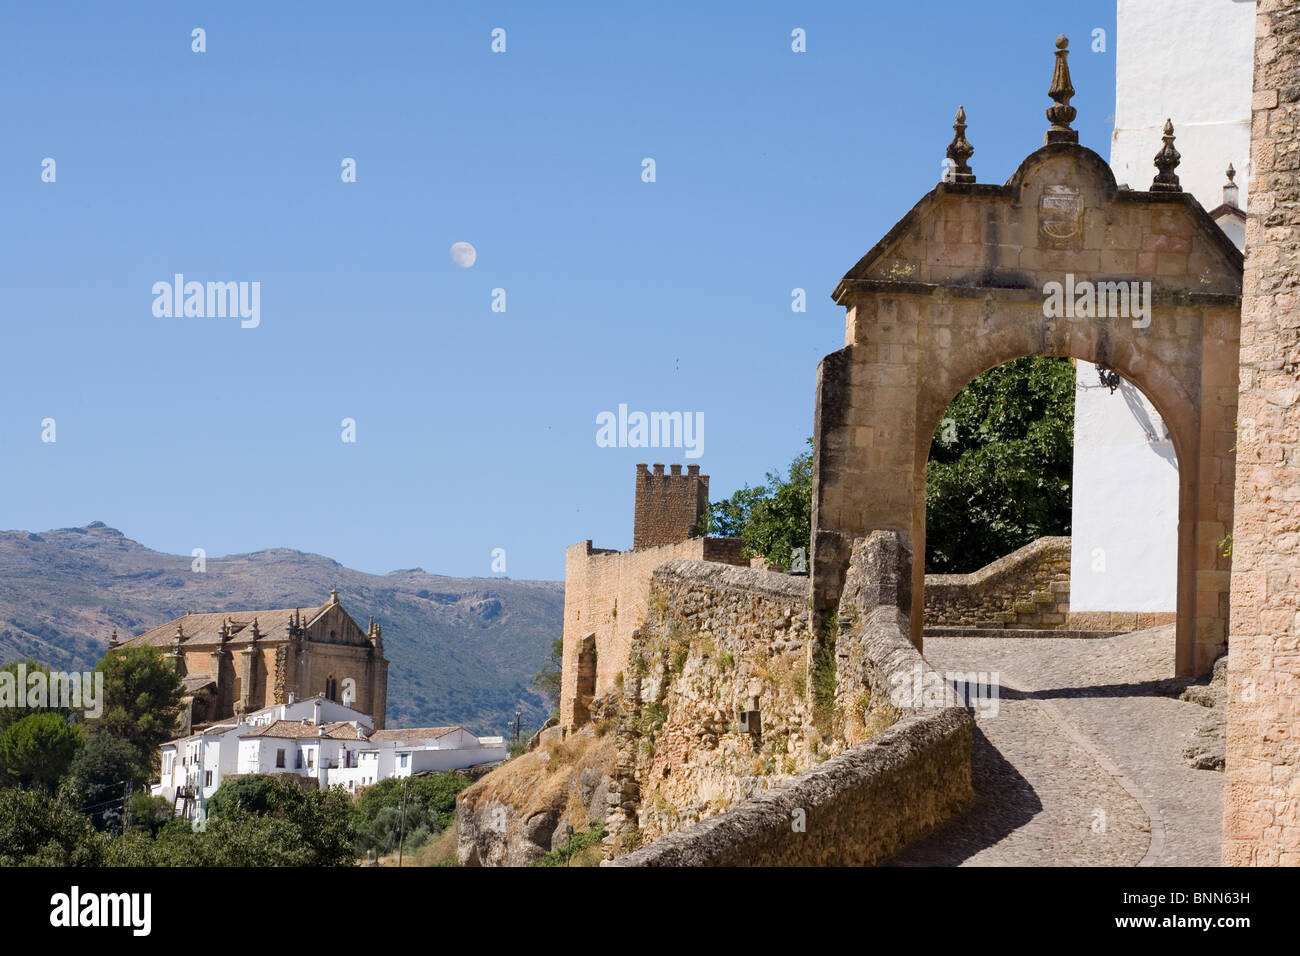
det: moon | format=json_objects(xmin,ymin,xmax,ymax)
[{"xmin": 449, "ymin": 241, "xmax": 477, "ymax": 268}]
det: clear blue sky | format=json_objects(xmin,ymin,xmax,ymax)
[{"xmin": 0, "ymin": 1, "xmax": 1117, "ymax": 581}]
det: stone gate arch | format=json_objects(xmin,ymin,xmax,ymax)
[{"xmin": 809, "ymin": 72, "xmax": 1242, "ymax": 678}]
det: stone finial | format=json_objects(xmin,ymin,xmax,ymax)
[
  {"xmin": 1151, "ymin": 119, "xmax": 1182, "ymax": 192},
  {"xmin": 249, "ymin": 617, "xmax": 260, "ymax": 641},
  {"xmin": 1224, "ymin": 162, "xmax": 1240, "ymax": 208},
  {"xmin": 1044, "ymin": 35, "xmax": 1078, "ymax": 145},
  {"xmin": 945, "ymin": 106, "xmax": 975, "ymax": 184},
  {"xmin": 108, "ymin": 628, "xmax": 120, "ymax": 650},
  {"xmin": 329, "ymin": 588, "xmax": 340, "ymax": 605}
]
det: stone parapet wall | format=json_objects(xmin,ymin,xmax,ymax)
[
  {"xmin": 923, "ymin": 537, "xmax": 1072, "ymax": 629},
  {"xmin": 1066, "ymin": 610, "xmax": 1176, "ymax": 631},
  {"xmin": 608, "ymin": 706, "xmax": 972, "ymax": 866},
  {"xmin": 560, "ymin": 535, "xmax": 747, "ymax": 728},
  {"xmin": 611, "ymin": 531, "xmax": 974, "ymax": 866},
  {"xmin": 605, "ymin": 560, "xmax": 816, "ymax": 853}
]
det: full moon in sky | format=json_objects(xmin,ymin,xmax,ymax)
[{"xmin": 449, "ymin": 241, "xmax": 477, "ymax": 268}]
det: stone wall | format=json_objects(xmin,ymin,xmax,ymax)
[
  {"xmin": 810, "ymin": 131, "xmax": 1241, "ymax": 678},
  {"xmin": 610, "ymin": 531, "xmax": 974, "ymax": 866},
  {"xmin": 561, "ymin": 534, "xmax": 747, "ymax": 729},
  {"xmin": 921, "ymin": 536, "xmax": 1175, "ymax": 632},
  {"xmin": 633, "ymin": 463, "xmax": 709, "ymax": 549},
  {"xmin": 1223, "ymin": 0, "xmax": 1300, "ymax": 868},
  {"xmin": 924, "ymin": 537, "xmax": 1072, "ymax": 629},
  {"xmin": 604, "ymin": 560, "xmax": 820, "ymax": 852}
]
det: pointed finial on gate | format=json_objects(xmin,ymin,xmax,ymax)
[
  {"xmin": 1151, "ymin": 119, "xmax": 1183, "ymax": 192},
  {"xmin": 1223, "ymin": 162, "xmax": 1240, "ymax": 208},
  {"xmin": 945, "ymin": 106, "xmax": 975, "ymax": 184},
  {"xmin": 1044, "ymin": 35, "xmax": 1078, "ymax": 145}
]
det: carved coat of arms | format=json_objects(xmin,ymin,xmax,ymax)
[{"xmin": 1039, "ymin": 184, "xmax": 1083, "ymax": 249}]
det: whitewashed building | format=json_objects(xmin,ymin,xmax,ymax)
[
  {"xmin": 1070, "ymin": 0, "xmax": 1252, "ymax": 618},
  {"xmin": 154, "ymin": 694, "xmax": 506, "ymax": 818}
]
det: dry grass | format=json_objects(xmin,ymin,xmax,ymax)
[{"xmin": 457, "ymin": 724, "xmax": 619, "ymax": 846}]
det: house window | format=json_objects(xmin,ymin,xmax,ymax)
[
  {"xmin": 326, "ymin": 676, "xmax": 338, "ymax": 701},
  {"xmin": 295, "ymin": 751, "xmax": 303, "ymax": 770},
  {"xmin": 204, "ymin": 771, "xmax": 212, "ymax": 787},
  {"xmin": 276, "ymin": 749, "xmax": 285, "ymax": 769},
  {"xmin": 307, "ymin": 750, "xmax": 315, "ymax": 770},
  {"xmin": 399, "ymin": 753, "xmax": 409, "ymax": 769}
]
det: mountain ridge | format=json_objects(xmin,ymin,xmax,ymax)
[{"xmin": 0, "ymin": 522, "xmax": 563, "ymax": 736}]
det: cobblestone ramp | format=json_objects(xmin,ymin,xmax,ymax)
[{"xmin": 886, "ymin": 624, "xmax": 1222, "ymax": 866}]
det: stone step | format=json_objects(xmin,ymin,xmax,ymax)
[{"xmin": 923, "ymin": 626, "xmax": 1124, "ymax": 640}]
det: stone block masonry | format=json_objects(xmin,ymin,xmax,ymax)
[
  {"xmin": 1223, "ymin": 0, "xmax": 1300, "ymax": 868},
  {"xmin": 633, "ymin": 463, "xmax": 709, "ymax": 549},
  {"xmin": 811, "ymin": 115, "xmax": 1241, "ymax": 679},
  {"xmin": 604, "ymin": 560, "xmax": 816, "ymax": 852},
  {"xmin": 561, "ymin": 463, "xmax": 748, "ymax": 730},
  {"xmin": 611, "ymin": 531, "xmax": 974, "ymax": 866},
  {"xmin": 925, "ymin": 537, "xmax": 1073, "ymax": 629},
  {"xmin": 922, "ymin": 536, "xmax": 1174, "ymax": 632}
]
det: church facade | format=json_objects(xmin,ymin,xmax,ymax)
[{"xmin": 112, "ymin": 590, "xmax": 388, "ymax": 732}]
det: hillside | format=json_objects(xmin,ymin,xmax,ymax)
[{"xmin": 0, "ymin": 523, "xmax": 563, "ymax": 736}]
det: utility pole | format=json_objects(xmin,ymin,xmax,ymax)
[
  {"xmin": 396, "ymin": 776, "xmax": 409, "ymax": 867},
  {"xmin": 512, "ymin": 709, "xmax": 523, "ymax": 743}
]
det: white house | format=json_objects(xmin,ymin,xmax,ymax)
[
  {"xmin": 154, "ymin": 694, "xmax": 506, "ymax": 819},
  {"xmin": 1070, "ymin": 0, "xmax": 1252, "ymax": 619}
]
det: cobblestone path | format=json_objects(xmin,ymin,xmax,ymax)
[{"xmin": 886, "ymin": 625, "xmax": 1223, "ymax": 866}]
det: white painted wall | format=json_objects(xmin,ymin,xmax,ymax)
[
  {"xmin": 1070, "ymin": 363, "xmax": 1179, "ymax": 611},
  {"xmin": 1110, "ymin": 0, "xmax": 1255, "ymax": 213},
  {"xmin": 1068, "ymin": 0, "xmax": 1253, "ymax": 615}
]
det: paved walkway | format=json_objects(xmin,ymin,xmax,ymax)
[{"xmin": 886, "ymin": 625, "xmax": 1223, "ymax": 866}]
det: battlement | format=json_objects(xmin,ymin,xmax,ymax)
[{"xmin": 633, "ymin": 462, "xmax": 709, "ymax": 550}]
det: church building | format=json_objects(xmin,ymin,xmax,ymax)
[{"xmin": 112, "ymin": 589, "xmax": 388, "ymax": 732}]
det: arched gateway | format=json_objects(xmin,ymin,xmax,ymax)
[{"xmin": 809, "ymin": 39, "xmax": 1242, "ymax": 677}]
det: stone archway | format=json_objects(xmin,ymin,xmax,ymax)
[{"xmin": 809, "ymin": 139, "xmax": 1242, "ymax": 678}]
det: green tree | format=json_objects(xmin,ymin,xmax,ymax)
[
  {"xmin": 62, "ymin": 732, "xmax": 145, "ymax": 830},
  {"xmin": 91, "ymin": 646, "xmax": 183, "ymax": 777},
  {"xmin": 0, "ymin": 659, "xmax": 77, "ymax": 738},
  {"xmin": 0, "ymin": 713, "xmax": 82, "ymax": 792},
  {"xmin": 698, "ymin": 439, "xmax": 813, "ymax": 571},
  {"xmin": 352, "ymin": 773, "xmax": 469, "ymax": 856},
  {"xmin": 205, "ymin": 774, "xmax": 358, "ymax": 866},
  {"xmin": 207, "ymin": 773, "xmax": 280, "ymax": 817},
  {"xmin": 702, "ymin": 357, "xmax": 1075, "ymax": 575},
  {"xmin": 925, "ymin": 356, "xmax": 1074, "ymax": 572},
  {"xmin": 532, "ymin": 637, "xmax": 563, "ymax": 711},
  {"xmin": 127, "ymin": 793, "xmax": 174, "ymax": 838},
  {"xmin": 0, "ymin": 787, "xmax": 105, "ymax": 866}
]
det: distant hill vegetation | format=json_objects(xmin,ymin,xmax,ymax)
[{"xmin": 0, "ymin": 523, "xmax": 562, "ymax": 736}]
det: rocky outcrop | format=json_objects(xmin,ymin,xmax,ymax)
[
  {"xmin": 611, "ymin": 530, "xmax": 975, "ymax": 866},
  {"xmin": 456, "ymin": 717, "xmax": 618, "ymax": 866},
  {"xmin": 1182, "ymin": 655, "xmax": 1228, "ymax": 772},
  {"xmin": 605, "ymin": 560, "xmax": 816, "ymax": 854}
]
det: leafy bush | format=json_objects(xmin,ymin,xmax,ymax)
[
  {"xmin": 0, "ymin": 788, "xmax": 104, "ymax": 866},
  {"xmin": 352, "ymin": 773, "xmax": 469, "ymax": 856},
  {"xmin": 534, "ymin": 820, "xmax": 606, "ymax": 866}
]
